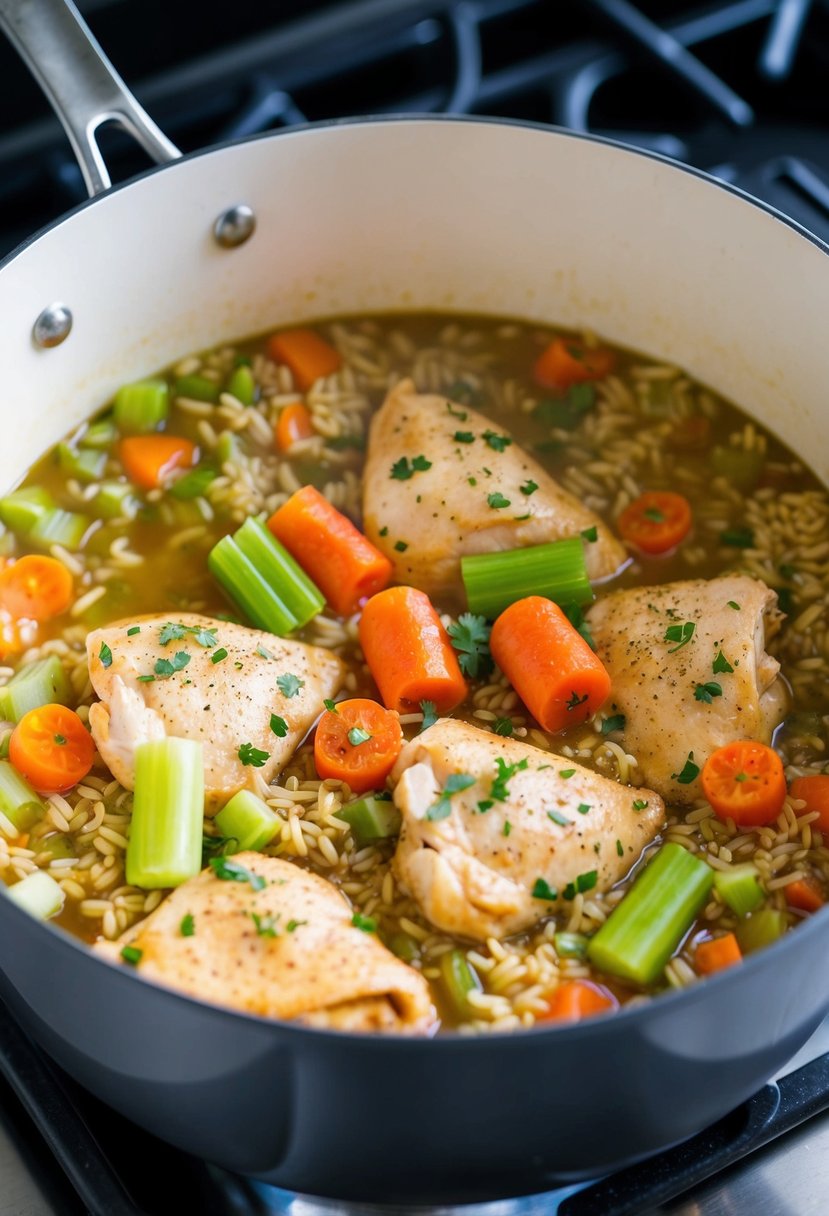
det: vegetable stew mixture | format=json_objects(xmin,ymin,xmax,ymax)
[{"xmin": 1, "ymin": 314, "xmax": 827, "ymax": 1033}]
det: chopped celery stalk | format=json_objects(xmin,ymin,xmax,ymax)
[
  {"xmin": 713, "ymin": 864, "xmax": 764, "ymax": 918},
  {"xmin": 216, "ymin": 431, "xmax": 242, "ymax": 464},
  {"xmin": 79, "ymin": 417, "xmax": 118, "ymax": 450},
  {"xmin": 587, "ymin": 843, "xmax": 714, "ymax": 986},
  {"xmin": 29, "ymin": 509, "xmax": 90, "ymax": 552},
  {"xmin": 439, "ymin": 949, "xmax": 482, "ymax": 1019},
  {"xmin": 736, "ymin": 908, "xmax": 787, "ymax": 955},
  {"xmin": 335, "ymin": 796, "xmax": 401, "ymax": 847},
  {"xmin": 57, "ymin": 443, "xmax": 107, "ymax": 484},
  {"xmin": 235, "ymin": 517, "xmax": 325, "ymax": 628},
  {"xmin": 175, "ymin": 374, "xmax": 220, "ymax": 403},
  {"xmin": 711, "ymin": 445, "xmax": 764, "ymax": 492},
  {"xmin": 227, "ymin": 364, "xmax": 256, "ymax": 406},
  {"xmin": 0, "ymin": 486, "xmax": 56, "ymax": 535},
  {"xmin": 388, "ymin": 932, "xmax": 420, "ymax": 963},
  {"xmin": 554, "ymin": 931, "xmax": 589, "ymax": 959},
  {"xmin": 6, "ymin": 870, "xmax": 64, "ymax": 920},
  {"xmin": 0, "ymin": 761, "xmax": 46, "ymax": 834},
  {"xmin": 170, "ymin": 467, "xmax": 217, "ymax": 500},
  {"xmin": 41, "ymin": 832, "xmax": 75, "ymax": 860},
  {"xmin": 461, "ymin": 537, "xmax": 593, "ymax": 620},
  {"xmin": 126, "ymin": 738, "xmax": 204, "ymax": 888},
  {"xmin": 215, "ymin": 790, "xmax": 280, "ymax": 852},
  {"xmin": 0, "ymin": 656, "xmax": 71, "ymax": 722},
  {"xmin": 95, "ymin": 481, "xmax": 140, "ymax": 520},
  {"xmin": 208, "ymin": 536, "xmax": 298, "ymax": 635},
  {"xmin": 114, "ymin": 378, "xmax": 169, "ymax": 434}
]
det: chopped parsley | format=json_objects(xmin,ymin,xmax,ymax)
[
  {"xmin": 520, "ymin": 479, "xmax": 539, "ymax": 496},
  {"xmin": 632, "ymin": 799, "xmax": 649, "ymax": 811},
  {"xmin": 453, "ymin": 431, "xmax": 475, "ymax": 443},
  {"xmin": 577, "ymin": 803, "xmax": 592, "ymax": 816},
  {"xmin": 127, "ymin": 626, "xmax": 141, "ymax": 636},
  {"xmin": 735, "ymin": 771, "xmax": 748, "ymax": 783},
  {"xmin": 419, "ymin": 700, "xmax": 438, "ymax": 732},
  {"xmin": 447, "ymin": 613, "xmax": 493, "ymax": 679},
  {"xmin": 239, "ymin": 741, "xmax": 270, "ymax": 766},
  {"xmin": 394, "ymin": 540, "xmax": 409, "ymax": 552},
  {"xmin": 712, "ymin": 650, "xmax": 734, "ymax": 674},
  {"xmin": 191, "ymin": 627, "xmax": 218, "ymax": 648},
  {"xmin": 323, "ymin": 699, "xmax": 338, "ymax": 713},
  {"xmin": 672, "ymin": 752, "xmax": 700, "ymax": 785},
  {"xmin": 352, "ymin": 913, "xmax": 377, "ymax": 932},
  {"xmin": 446, "ymin": 401, "xmax": 468, "ymax": 421},
  {"xmin": 209, "ymin": 856, "xmax": 266, "ymax": 890},
  {"xmin": 154, "ymin": 651, "xmax": 191, "ymax": 677},
  {"xmin": 559, "ymin": 768, "xmax": 576, "ymax": 779},
  {"xmin": 562, "ymin": 870, "xmax": 598, "ymax": 900},
  {"xmin": 390, "ymin": 454, "xmax": 432, "ymax": 480},
  {"xmin": 482, "ymin": 429, "xmax": 511, "ymax": 452},
  {"xmin": 487, "ymin": 491, "xmax": 511, "ymax": 509},
  {"xmin": 347, "ymin": 725, "xmax": 372, "ymax": 746},
  {"xmin": 566, "ymin": 690, "xmax": 589, "ymax": 712},
  {"xmin": 137, "ymin": 674, "xmax": 155, "ymax": 683},
  {"xmin": 211, "ymin": 648, "xmax": 228, "ymax": 664},
  {"xmin": 616, "ymin": 839, "xmax": 624, "ymax": 857},
  {"xmin": 251, "ymin": 913, "xmax": 279, "ymax": 938},
  {"xmin": 54, "ymin": 733, "xmax": 66, "ymax": 746},
  {"xmin": 159, "ymin": 621, "xmax": 188, "ymax": 645},
  {"xmin": 664, "ymin": 621, "xmax": 696, "ymax": 653},
  {"xmin": 601, "ymin": 713, "xmax": 626, "ymax": 734},
  {"xmin": 120, "ymin": 946, "xmax": 142, "ymax": 966},
  {"xmin": 643, "ymin": 506, "xmax": 665, "ymax": 522},
  {"xmin": 256, "ymin": 644, "xmax": 274, "ymax": 660},
  {"xmin": 378, "ymin": 526, "xmax": 389, "ymax": 537},
  {"xmin": 532, "ymin": 877, "xmax": 558, "ymax": 901},
  {"xmin": 548, "ymin": 809, "xmax": 571, "ymax": 827},
  {"xmin": 564, "ymin": 603, "xmax": 596, "ymax": 650},
  {"xmin": 269, "ymin": 715, "xmax": 288, "ymax": 739},
  {"xmin": 727, "ymin": 600, "xmax": 741, "ymax": 611},
  {"xmin": 180, "ymin": 914, "xmax": 195, "ymax": 937},
  {"xmin": 477, "ymin": 800, "xmax": 494, "ymax": 814},
  {"xmin": 98, "ymin": 642, "xmax": 113, "ymax": 668},
  {"xmin": 694, "ymin": 681, "xmax": 723, "ymax": 703},
  {"xmin": 581, "ymin": 526, "xmax": 598, "ymax": 543},
  {"xmin": 276, "ymin": 673, "xmax": 304, "ymax": 698},
  {"xmin": 494, "ymin": 717, "xmax": 514, "ymax": 737},
  {"xmin": 490, "ymin": 756, "xmax": 529, "ymax": 802},
  {"xmin": 286, "ymin": 919, "xmax": 306, "ymax": 932},
  {"xmin": 720, "ymin": 527, "xmax": 754, "ymax": 548},
  {"xmin": 426, "ymin": 772, "xmax": 476, "ymax": 821}
]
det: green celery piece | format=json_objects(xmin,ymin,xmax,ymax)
[
  {"xmin": 711, "ymin": 446, "xmax": 764, "ymax": 492},
  {"xmin": 461, "ymin": 537, "xmax": 593, "ymax": 620},
  {"xmin": 388, "ymin": 932, "xmax": 420, "ymax": 963},
  {"xmin": 713, "ymin": 864, "xmax": 764, "ymax": 918},
  {"xmin": 79, "ymin": 417, "xmax": 118, "ymax": 450},
  {"xmin": 335, "ymin": 796, "xmax": 402, "ymax": 847},
  {"xmin": 114, "ymin": 379, "xmax": 169, "ymax": 434},
  {"xmin": 0, "ymin": 761, "xmax": 46, "ymax": 834},
  {"xmin": 0, "ymin": 487, "xmax": 56, "ymax": 535},
  {"xmin": 175, "ymin": 374, "xmax": 221, "ymax": 403},
  {"xmin": 208, "ymin": 535, "xmax": 298, "ymax": 635},
  {"xmin": 29, "ymin": 509, "xmax": 90, "ymax": 552},
  {"xmin": 41, "ymin": 832, "xmax": 76, "ymax": 860},
  {"xmin": 736, "ymin": 908, "xmax": 788, "ymax": 954},
  {"xmin": 5, "ymin": 870, "xmax": 64, "ymax": 920},
  {"xmin": 126, "ymin": 738, "xmax": 204, "ymax": 888},
  {"xmin": 0, "ymin": 656, "xmax": 71, "ymax": 722},
  {"xmin": 234, "ymin": 517, "xmax": 324, "ymax": 629},
  {"xmin": 226, "ymin": 364, "xmax": 256, "ymax": 406},
  {"xmin": 216, "ymin": 431, "xmax": 242, "ymax": 464},
  {"xmin": 554, "ymin": 931, "xmax": 590, "ymax": 959},
  {"xmin": 170, "ymin": 467, "xmax": 217, "ymax": 500},
  {"xmin": 215, "ymin": 790, "xmax": 280, "ymax": 852},
  {"xmin": 439, "ymin": 949, "xmax": 482, "ymax": 1019},
  {"xmin": 95, "ymin": 481, "xmax": 140, "ymax": 520},
  {"xmin": 57, "ymin": 443, "xmax": 107, "ymax": 485},
  {"xmin": 587, "ymin": 843, "xmax": 714, "ymax": 986}
]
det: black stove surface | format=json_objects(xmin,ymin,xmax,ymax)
[{"xmin": 2, "ymin": 1, "xmax": 829, "ymax": 1213}]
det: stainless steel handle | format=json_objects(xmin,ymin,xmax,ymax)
[{"xmin": 0, "ymin": 0, "xmax": 180, "ymax": 197}]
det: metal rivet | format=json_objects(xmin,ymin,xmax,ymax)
[
  {"xmin": 32, "ymin": 303, "xmax": 73, "ymax": 349},
  {"xmin": 213, "ymin": 204, "xmax": 256, "ymax": 248}
]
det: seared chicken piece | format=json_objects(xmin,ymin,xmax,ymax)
[
  {"xmin": 87, "ymin": 613, "xmax": 343, "ymax": 809},
  {"xmin": 362, "ymin": 379, "xmax": 626, "ymax": 597},
  {"xmin": 97, "ymin": 853, "xmax": 435, "ymax": 1033},
  {"xmin": 586, "ymin": 576, "xmax": 788, "ymax": 806},
  {"xmin": 391, "ymin": 719, "xmax": 664, "ymax": 941}
]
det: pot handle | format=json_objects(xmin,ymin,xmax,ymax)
[{"xmin": 0, "ymin": 0, "xmax": 180, "ymax": 197}]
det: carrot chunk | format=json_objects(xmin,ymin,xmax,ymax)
[
  {"xmin": 9, "ymin": 704, "xmax": 94, "ymax": 795},
  {"xmin": 533, "ymin": 337, "xmax": 615, "ymax": 392},
  {"xmin": 358, "ymin": 586, "xmax": 467, "ymax": 714},
  {"xmin": 784, "ymin": 877, "xmax": 825, "ymax": 914},
  {"xmin": 0, "ymin": 556, "xmax": 73, "ymax": 621},
  {"xmin": 275, "ymin": 402, "xmax": 314, "ymax": 452},
  {"xmin": 701, "ymin": 741, "xmax": 787, "ymax": 827},
  {"xmin": 313, "ymin": 698, "xmax": 403, "ymax": 794},
  {"xmin": 268, "ymin": 486, "xmax": 391, "ymax": 617},
  {"xmin": 617, "ymin": 490, "xmax": 692, "ymax": 555},
  {"xmin": 538, "ymin": 980, "xmax": 617, "ymax": 1023},
  {"xmin": 695, "ymin": 932, "xmax": 743, "ymax": 975},
  {"xmin": 267, "ymin": 328, "xmax": 342, "ymax": 392},
  {"xmin": 119, "ymin": 435, "xmax": 196, "ymax": 490},
  {"xmin": 489, "ymin": 596, "xmax": 611, "ymax": 733},
  {"xmin": 789, "ymin": 774, "xmax": 829, "ymax": 835}
]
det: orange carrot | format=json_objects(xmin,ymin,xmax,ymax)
[
  {"xmin": 268, "ymin": 487, "xmax": 391, "ymax": 617},
  {"xmin": 533, "ymin": 337, "xmax": 615, "ymax": 392},
  {"xmin": 313, "ymin": 698, "xmax": 403, "ymax": 794},
  {"xmin": 784, "ymin": 877, "xmax": 825, "ymax": 914},
  {"xmin": 267, "ymin": 328, "xmax": 342, "ymax": 392},
  {"xmin": 358, "ymin": 586, "xmax": 467, "ymax": 714},
  {"xmin": 538, "ymin": 980, "xmax": 617, "ymax": 1023},
  {"xmin": 617, "ymin": 490, "xmax": 693, "ymax": 555},
  {"xmin": 695, "ymin": 933, "xmax": 743, "ymax": 975},
  {"xmin": 120, "ymin": 435, "xmax": 196, "ymax": 490},
  {"xmin": 701, "ymin": 741, "xmax": 787, "ymax": 827},
  {"xmin": 275, "ymin": 402, "xmax": 314, "ymax": 452},
  {"xmin": 789, "ymin": 774, "xmax": 829, "ymax": 835},
  {"xmin": 9, "ymin": 704, "xmax": 94, "ymax": 795},
  {"xmin": 0, "ymin": 556, "xmax": 73, "ymax": 621},
  {"xmin": 489, "ymin": 596, "xmax": 611, "ymax": 733}
]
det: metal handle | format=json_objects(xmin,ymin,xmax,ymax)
[{"xmin": 0, "ymin": 0, "xmax": 180, "ymax": 197}]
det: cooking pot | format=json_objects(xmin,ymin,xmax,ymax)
[{"xmin": 0, "ymin": 0, "xmax": 828, "ymax": 1203}]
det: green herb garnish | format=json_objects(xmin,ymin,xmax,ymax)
[
  {"xmin": 712, "ymin": 650, "xmax": 734, "ymax": 674},
  {"xmin": 269, "ymin": 715, "xmax": 288, "ymax": 739},
  {"xmin": 601, "ymin": 714, "xmax": 626, "ymax": 734},
  {"xmin": 239, "ymin": 741, "xmax": 270, "ymax": 766},
  {"xmin": 390, "ymin": 455, "xmax": 432, "ymax": 480},
  {"xmin": 490, "ymin": 756, "xmax": 529, "ymax": 802},
  {"xmin": 532, "ymin": 877, "xmax": 558, "ymax": 901},
  {"xmin": 98, "ymin": 642, "xmax": 113, "ymax": 668},
  {"xmin": 447, "ymin": 613, "xmax": 493, "ymax": 679},
  {"xmin": 419, "ymin": 700, "xmax": 438, "ymax": 732},
  {"xmin": 673, "ymin": 752, "xmax": 700, "ymax": 784},
  {"xmin": 426, "ymin": 773, "xmax": 476, "ymax": 821},
  {"xmin": 347, "ymin": 725, "xmax": 372, "ymax": 746},
  {"xmin": 694, "ymin": 681, "xmax": 723, "ymax": 703},
  {"xmin": 209, "ymin": 855, "xmax": 266, "ymax": 891},
  {"xmin": 276, "ymin": 673, "xmax": 304, "ymax": 698},
  {"xmin": 352, "ymin": 913, "xmax": 377, "ymax": 932},
  {"xmin": 121, "ymin": 946, "xmax": 142, "ymax": 966},
  {"xmin": 482, "ymin": 429, "xmax": 511, "ymax": 452},
  {"xmin": 154, "ymin": 651, "xmax": 190, "ymax": 677},
  {"xmin": 664, "ymin": 621, "xmax": 696, "ymax": 653}
]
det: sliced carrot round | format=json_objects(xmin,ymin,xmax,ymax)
[
  {"xmin": 784, "ymin": 877, "xmax": 825, "ymax": 914},
  {"xmin": 9, "ymin": 704, "xmax": 95, "ymax": 795},
  {"xmin": 267, "ymin": 328, "xmax": 342, "ymax": 392},
  {"xmin": 789, "ymin": 774, "xmax": 829, "ymax": 835},
  {"xmin": 275, "ymin": 402, "xmax": 314, "ymax": 452},
  {"xmin": 538, "ymin": 980, "xmax": 617, "ymax": 1023},
  {"xmin": 314, "ymin": 698, "xmax": 403, "ymax": 794},
  {"xmin": 617, "ymin": 491, "xmax": 692, "ymax": 555},
  {"xmin": 533, "ymin": 338, "xmax": 616, "ymax": 392},
  {"xmin": 701, "ymin": 741, "xmax": 786, "ymax": 827},
  {"xmin": 0, "ymin": 555, "xmax": 73, "ymax": 622},
  {"xmin": 119, "ymin": 435, "xmax": 196, "ymax": 490}
]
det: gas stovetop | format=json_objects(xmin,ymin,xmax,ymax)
[{"xmin": 2, "ymin": 1, "xmax": 829, "ymax": 1213}]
